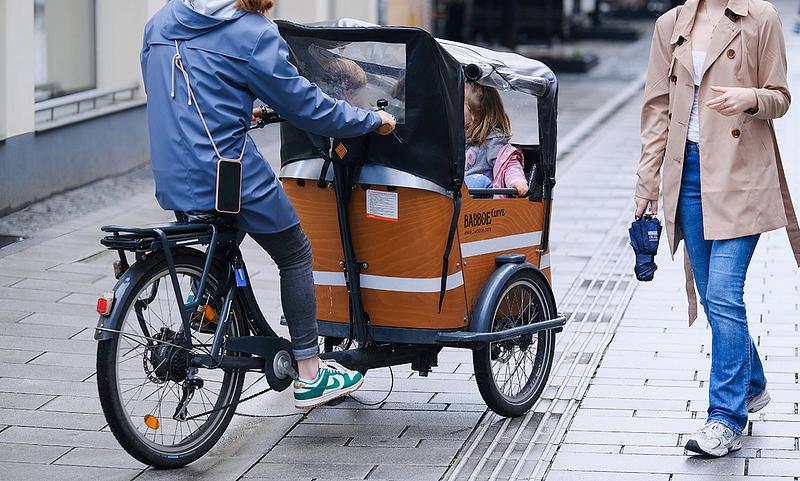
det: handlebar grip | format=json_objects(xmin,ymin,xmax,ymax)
[{"xmin": 249, "ymin": 105, "xmax": 285, "ymax": 130}]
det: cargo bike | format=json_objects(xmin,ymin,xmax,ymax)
[{"xmin": 93, "ymin": 20, "xmax": 564, "ymax": 468}]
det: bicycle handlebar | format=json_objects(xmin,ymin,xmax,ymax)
[{"xmin": 250, "ymin": 105, "xmax": 284, "ymax": 130}]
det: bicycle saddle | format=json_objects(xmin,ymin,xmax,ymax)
[{"xmin": 174, "ymin": 211, "xmax": 234, "ymax": 226}]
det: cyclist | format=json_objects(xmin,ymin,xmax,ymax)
[{"xmin": 141, "ymin": 0, "xmax": 396, "ymax": 408}]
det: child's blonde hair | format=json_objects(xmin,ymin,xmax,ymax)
[{"xmin": 465, "ymin": 80, "xmax": 511, "ymax": 145}]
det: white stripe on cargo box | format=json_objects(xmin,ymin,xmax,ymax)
[
  {"xmin": 460, "ymin": 231, "xmax": 542, "ymax": 258},
  {"xmin": 313, "ymin": 271, "xmax": 465, "ymax": 292}
]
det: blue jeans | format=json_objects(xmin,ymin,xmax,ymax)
[
  {"xmin": 465, "ymin": 173, "xmax": 493, "ymax": 199},
  {"xmin": 677, "ymin": 140, "xmax": 766, "ymax": 434},
  {"xmin": 249, "ymin": 224, "xmax": 319, "ymax": 361}
]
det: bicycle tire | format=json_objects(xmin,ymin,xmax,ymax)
[
  {"xmin": 473, "ymin": 270, "xmax": 556, "ymax": 417},
  {"xmin": 96, "ymin": 248, "xmax": 247, "ymax": 468}
]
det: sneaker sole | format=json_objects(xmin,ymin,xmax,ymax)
[
  {"xmin": 747, "ymin": 391, "xmax": 771, "ymax": 413},
  {"xmin": 685, "ymin": 438, "xmax": 742, "ymax": 457},
  {"xmin": 294, "ymin": 376, "xmax": 365, "ymax": 409}
]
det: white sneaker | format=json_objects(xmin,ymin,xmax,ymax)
[
  {"xmin": 293, "ymin": 360, "xmax": 364, "ymax": 409},
  {"xmin": 685, "ymin": 421, "xmax": 742, "ymax": 457},
  {"xmin": 747, "ymin": 389, "xmax": 770, "ymax": 413}
]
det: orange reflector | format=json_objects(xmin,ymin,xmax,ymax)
[
  {"xmin": 144, "ymin": 414, "xmax": 160, "ymax": 430},
  {"xmin": 202, "ymin": 304, "xmax": 218, "ymax": 323}
]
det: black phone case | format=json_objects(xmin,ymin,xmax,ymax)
[{"xmin": 215, "ymin": 158, "xmax": 242, "ymax": 214}]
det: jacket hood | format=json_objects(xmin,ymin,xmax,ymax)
[{"xmin": 162, "ymin": 0, "xmax": 246, "ymax": 40}]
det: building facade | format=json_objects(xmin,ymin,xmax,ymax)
[{"xmin": 0, "ymin": 0, "xmax": 431, "ymax": 215}]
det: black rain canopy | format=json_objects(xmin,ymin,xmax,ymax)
[
  {"xmin": 276, "ymin": 19, "xmax": 558, "ymax": 195},
  {"xmin": 436, "ymin": 39, "xmax": 558, "ymax": 181}
]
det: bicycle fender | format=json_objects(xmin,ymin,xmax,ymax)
[
  {"xmin": 469, "ymin": 261, "xmax": 551, "ymax": 337},
  {"xmin": 94, "ymin": 259, "xmax": 151, "ymax": 342}
]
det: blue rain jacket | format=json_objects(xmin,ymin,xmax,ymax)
[{"xmin": 141, "ymin": 1, "xmax": 382, "ymax": 233}]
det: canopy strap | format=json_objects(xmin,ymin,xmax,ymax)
[{"xmin": 438, "ymin": 191, "xmax": 462, "ymax": 313}]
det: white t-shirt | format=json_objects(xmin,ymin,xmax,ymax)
[{"xmin": 687, "ymin": 51, "xmax": 706, "ymax": 143}]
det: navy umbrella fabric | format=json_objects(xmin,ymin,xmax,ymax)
[{"xmin": 629, "ymin": 214, "xmax": 662, "ymax": 282}]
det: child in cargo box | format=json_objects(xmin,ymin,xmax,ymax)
[{"xmin": 463, "ymin": 80, "xmax": 528, "ymax": 198}]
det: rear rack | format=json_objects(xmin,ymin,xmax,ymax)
[
  {"xmin": 100, "ymin": 223, "xmax": 222, "ymax": 252},
  {"xmin": 99, "ymin": 222, "xmax": 233, "ymax": 334}
]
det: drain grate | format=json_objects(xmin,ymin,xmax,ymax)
[{"xmin": 0, "ymin": 235, "xmax": 23, "ymax": 249}]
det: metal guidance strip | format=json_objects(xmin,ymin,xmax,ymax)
[{"xmin": 446, "ymin": 210, "xmax": 638, "ymax": 481}]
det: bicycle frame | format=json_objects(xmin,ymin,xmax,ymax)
[{"xmin": 95, "ymin": 222, "xmax": 283, "ymax": 373}]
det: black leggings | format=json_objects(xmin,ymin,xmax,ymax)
[{"xmin": 249, "ymin": 224, "xmax": 318, "ymax": 360}]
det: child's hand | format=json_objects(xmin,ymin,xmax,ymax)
[{"xmin": 511, "ymin": 181, "xmax": 529, "ymax": 197}]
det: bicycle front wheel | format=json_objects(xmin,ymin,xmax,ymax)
[{"xmin": 96, "ymin": 249, "xmax": 247, "ymax": 468}]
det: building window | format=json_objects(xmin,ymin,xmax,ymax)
[{"xmin": 34, "ymin": 0, "xmax": 96, "ymax": 102}]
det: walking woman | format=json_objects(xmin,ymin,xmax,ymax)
[
  {"xmin": 141, "ymin": 0, "xmax": 396, "ymax": 408},
  {"xmin": 635, "ymin": 0, "xmax": 799, "ymax": 457}
]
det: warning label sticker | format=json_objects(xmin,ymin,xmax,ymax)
[{"xmin": 366, "ymin": 189, "xmax": 398, "ymax": 221}]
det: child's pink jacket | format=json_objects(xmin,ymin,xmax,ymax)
[{"xmin": 492, "ymin": 144, "xmax": 527, "ymax": 198}]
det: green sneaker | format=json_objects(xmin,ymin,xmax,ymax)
[{"xmin": 293, "ymin": 360, "xmax": 364, "ymax": 408}]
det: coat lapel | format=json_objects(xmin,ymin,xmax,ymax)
[
  {"xmin": 673, "ymin": 41, "xmax": 694, "ymax": 79},
  {"xmin": 670, "ymin": 0, "xmax": 698, "ymax": 77},
  {"xmin": 701, "ymin": 12, "xmax": 741, "ymax": 78}
]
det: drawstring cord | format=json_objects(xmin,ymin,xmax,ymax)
[
  {"xmin": 171, "ymin": 40, "xmax": 193, "ymax": 106},
  {"xmin": 170, "ymin": 40, "xmax": 245, "ymax": 161}
]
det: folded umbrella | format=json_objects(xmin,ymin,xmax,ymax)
[{"xmin": 629, "ymin": 214, "xmax": 662, "ymax": 282}]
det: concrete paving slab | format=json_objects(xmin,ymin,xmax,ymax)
[
  {"xmin": 0, "ymin": 362, "xmax": 93, "ymax": 382},
  {"xmin": 368, "ymin": 464, "xmax": 448, "ymax": 481},
  {"xmin": 0, "ymin": 349, "xmax": 41, "ymax": 364},
  {"xmin": 0, "ymin": 426, "xmax": 117, "ymax": 448},
  {"xmin": 671, "ymin": 476, "xmax": 795, "ymax": 481},
  {"xmin": 15, "ymin": 312, "xmax": 98, "ymax": 328},
  {"xmin": 0, "ymin": 392, "xmax": 54, "ymax": 410},
  {"xmin": 242, "ymin": 462, "xmax": 371, "ymax": 480},
  {"xmin": 550, "ymin": 452, "xmax": 745, "ymax": 475},
  {"xmin": 547, "ymin": 472, "xmax": 670, "ymax": 481},
  {"xmin": 303, "ymin": 407, "xmax": 482, "ymax": 427},
  {"xmin": 562, "ymin": 431, "xmax": 681, "ymax": 447},
  {"xmin": 0, "ymin": 378, "xmax": 98, "ymax": 397},
  {"xmin": 53, "ymin": 447, "xmax": 147, "ymax": 469},
  {"xmin": 0, "ymin": 462, "xmax": 139, "ymax": 481},
  {"xmin": 0, "ymin": 442, "xmax": 70, "ymax": 464},
  {"xmin": 0, "ymin": 407, "xmax": 108, "ymax": 431},
  {"xmin": 0, "ymin": 310, "xmax": 32, "ymax": 323},
  {"xmin": 262, "ymin": 444, "xmax": 459, "ymax": 466},
  {"xmin": 287, "ymin": 423, "xmax": 406, "ymax": 439}
]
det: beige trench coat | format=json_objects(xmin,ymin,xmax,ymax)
[{"xmin": 636, "ymin": 0, "xmax": 800, "ymax": 323}]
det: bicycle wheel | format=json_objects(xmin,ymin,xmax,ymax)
[
  {"xmin": 97, "ymin": 249, "xmax": 247, "ymax": 468},
  {"xmin": 473, "ymin": 270, "xmax": 556, "ymax": 417}
]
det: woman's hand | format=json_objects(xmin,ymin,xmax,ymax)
[
  {"xmin": 510, "ymin": 181, "xmax": 529, "ymax": 197},
  {"xmin": 375, "ymin": 111, "xmax": 396, "ymax": 135},
  {"xmin": 706, "ymin": 86, "xmax": 757, "ymax": 116},
  {"xmin": 635, "ymin": 196, "xmax": 658, "ymax": 219}
]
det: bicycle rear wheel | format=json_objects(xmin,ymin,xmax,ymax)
[{"xmin": 96, "ymin": 249, "xmax": 247, "ymax": 468}]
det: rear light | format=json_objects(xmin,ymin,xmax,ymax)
[{"xmin": 97, "ymin": 291, "xmax": 114, "ymax": 316}]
